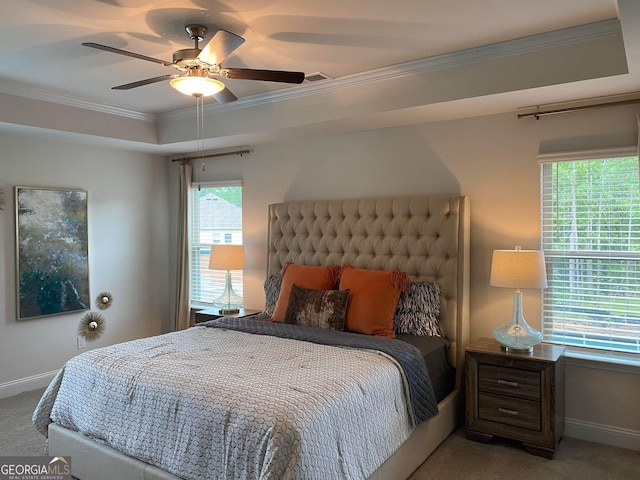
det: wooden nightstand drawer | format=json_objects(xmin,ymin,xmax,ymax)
[
  {"xmin": 479, "ymin": 364, "xmax": 540, "ymax": 400},
  {"xmin": 479, "ymin": 392, "xmax": 541, "ymax": 430}
]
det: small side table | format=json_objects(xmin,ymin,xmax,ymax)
[
  {"xmin": 465, "ymin": 337, "xmax": 565, "ymax": 459},
  {"xmin": 194, "ymin": 307, "xmax": 262, "ymax": 323}
]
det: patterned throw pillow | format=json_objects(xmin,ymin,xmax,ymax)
[
  {"xmin": 263, "ymin": 274, "xmax": 282, "ymax": 316},
  {"xmin": 394, "ymin": 281, "xmax": 442, "ymax": 336},
  {"xmin": 284, "ymin": 284, "xmax": 350, "ymax": 331}
]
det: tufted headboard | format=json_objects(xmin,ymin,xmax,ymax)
[{"xmin": 266, "ymin": 195, "xmax": 470, "ymax": 389}]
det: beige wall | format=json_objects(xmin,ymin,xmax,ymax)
[
  {"xmin": 188, "ymin": 104, "xmax": 640, "ymax": 449},
  {"xmin": 1, "ymin": 100, "xmax": 638, "ymax": 449},
  {"xmin": 0, "ymin": 132, "xmax": 171, "ymax": 394}
]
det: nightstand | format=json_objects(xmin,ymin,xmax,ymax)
[
  {"xmin": 465, "ymin": 337, "xmax": 565, "ymax": 459},
  {"xmin": 194, "ymin": 307, "xmax": 262, "ymax": 323}
]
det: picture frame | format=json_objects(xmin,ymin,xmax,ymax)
[{"xmin": 15, "ymin": 186, "xmax": 90, "ymax": 320}]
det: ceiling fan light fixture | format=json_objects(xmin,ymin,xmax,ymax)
[{"xmin": 170, "ymin": 76, "xmax": 225, "ymax": 97}]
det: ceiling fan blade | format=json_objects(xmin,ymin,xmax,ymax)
[
  {"xmin": 222, "ymin": 68, "xmax": 305, "ymax": 84},
  {"xmin": 198, "ymin": 30, "xmax": 245, "ymax": 65},
  {"xmin": 212, "ymin": 87, "xmax": 238, "ymax": 104},
  {"xmin": 112, "ymin": 74, "xmax": 177, "ymax": 90},
  {"xmin": 82, "ymin": 42, "xmax": 173, "ymax": 66}
]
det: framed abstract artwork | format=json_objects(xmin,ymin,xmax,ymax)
[{"xmin": 15, "ymin": 186, "xmax": 90, "ymax": 320}]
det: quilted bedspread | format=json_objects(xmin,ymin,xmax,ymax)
[
  {"xmin": 206, "ymin": 316, "xmax": 439, "ymax": 425},
  {"xmin": 33, "ymin": 319, "xmax": 436, "ymax": 480}
]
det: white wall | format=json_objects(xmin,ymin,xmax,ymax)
[
  {"xmin": 0, "ymin": 131, "xmax": 171, "ymax": 396},
  {"xmin": 190, "ymin": 105, "xmax": 640, "ymax": 450}
]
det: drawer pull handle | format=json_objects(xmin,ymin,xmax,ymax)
[
  {"xmin": 498, "ymin": 407, "xmax": 519, "ymax": 416},
  {"xmin": 497, "ymin": 379, "xmax": 519, "ymax": 387}
]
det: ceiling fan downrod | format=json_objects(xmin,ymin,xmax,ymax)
[{"xmin": 185, "ymin": 24, "xmax": 207, "ymax": 48}]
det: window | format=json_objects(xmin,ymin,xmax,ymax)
[
  {"xmin": 540, "ymin": 149, "xmax": 640, "ymax": 355},
  {"xmin": 190, "ymin": 182, "xmax": 243, "ymax": 305}
]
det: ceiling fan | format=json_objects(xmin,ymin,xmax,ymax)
[{"xmin": 82, "ymin": 24, "xmax": 306, "ymax": 104}]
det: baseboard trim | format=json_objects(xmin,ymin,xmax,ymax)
[
  {"xmin": 0, "ymin": 370, "xmax": 58, "ymax": 399},
  {"xmin": 565, "ymin": 417, "xmax": 640, "ymax": 451}
]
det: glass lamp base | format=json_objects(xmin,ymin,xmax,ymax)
[
  {"xmin": 493, "ymin": 291, "xmax": 542, "ymax": 353},
  {"xmin": 212, "ymin": 271, "xmax": 243, "ymax": 313}
]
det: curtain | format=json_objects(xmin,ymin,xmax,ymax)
[{"xmin": 174, "ymin": 162, "xmax": 193, "ymax": 331}]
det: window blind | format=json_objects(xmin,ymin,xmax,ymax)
[
  {"xmin": 540, "ymin": 150, "xmax": 640, "ymax": 354},
  {"xmin": 190, "ymin": 182, "xmax": 243, "ymax": 305}
]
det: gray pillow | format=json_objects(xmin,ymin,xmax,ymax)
[
  {"xmin": 394, "ymin": 281, "xmax": 441, "ymax": 336},
  {"xmin": 263, "ymin": 274, "xmax": 282, "ymax": 316}
]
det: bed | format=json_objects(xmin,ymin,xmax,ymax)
[{"xmin": 34, "ymin": 195, "xmax": 470, "ymax": 480}]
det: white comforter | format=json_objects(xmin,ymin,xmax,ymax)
[{"xmin": 34, "ymin": 325, "xmax": 414, "ymax": 480}]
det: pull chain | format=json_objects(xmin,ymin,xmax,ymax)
[{"xmin": 195, "ymin": 93, "xmax": 205, "ymax": 172}]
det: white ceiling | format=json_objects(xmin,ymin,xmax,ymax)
[{"xmin": 1, "ymin": 0, "xmax": 639, "ymax": 153}]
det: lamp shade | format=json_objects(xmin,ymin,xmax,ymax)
[
  {"xmin": 208, "ymin": 244, "xmax": 245, "ymax": 271},
  {"xmin": 170, "ymin": 76, "xmax": 225, "ymax": 97},
  {"xmin": 490, "ymin": 248, "xmax": 548, "ymax": 289}
]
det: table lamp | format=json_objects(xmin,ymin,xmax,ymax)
[
  {"xmin": 209, "ymin": 244, "xmax": 245, "ymax": 314},
  {"xmin": 490, "ymin": 246, "xmax": 548, "ymax": 352}
]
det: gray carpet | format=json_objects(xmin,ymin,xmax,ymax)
[
  {"xmin": 408, "ymin": 428, "xmax": 640, "ymax": 480},
  {"xmin": 2, "ymin": 388, "xmax": 639, "ymax": 479},
  {"xmin": 0, "ymin": 388, "xmax": 47, "ymax": 456}
]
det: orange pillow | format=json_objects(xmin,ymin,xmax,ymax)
[
  {"xmin": 339, "ymin": 266, "xmax": 409, "ymax": 338},
  {"xmin": 270, "ymin": 263, "xmax": 340, "ymax": 322}
]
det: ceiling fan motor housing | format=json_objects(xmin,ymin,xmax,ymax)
[
  {"xmin": 173, "ymin": 48, "xmax": 201, "ymax": 66},
  {"xmin": 175, "ymin": 25, "xmax": 208, "ymax": 66}
]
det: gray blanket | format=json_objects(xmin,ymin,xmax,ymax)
[{"xmin": 200, "ymin": 316, "xmax": 439, "ymax": 426}]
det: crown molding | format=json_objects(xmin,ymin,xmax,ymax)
[{"xmin": 0, "ymin": 81, "xmax": 155, "ymax": 122}]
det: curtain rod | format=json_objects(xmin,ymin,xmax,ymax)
[
  {"xmin": 517, "ymin": 97, "xmax": 640, "ymax": 119},
  {"xmin": 171, "ymin": 149, "xmax": 251, "ymax": 163}
]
